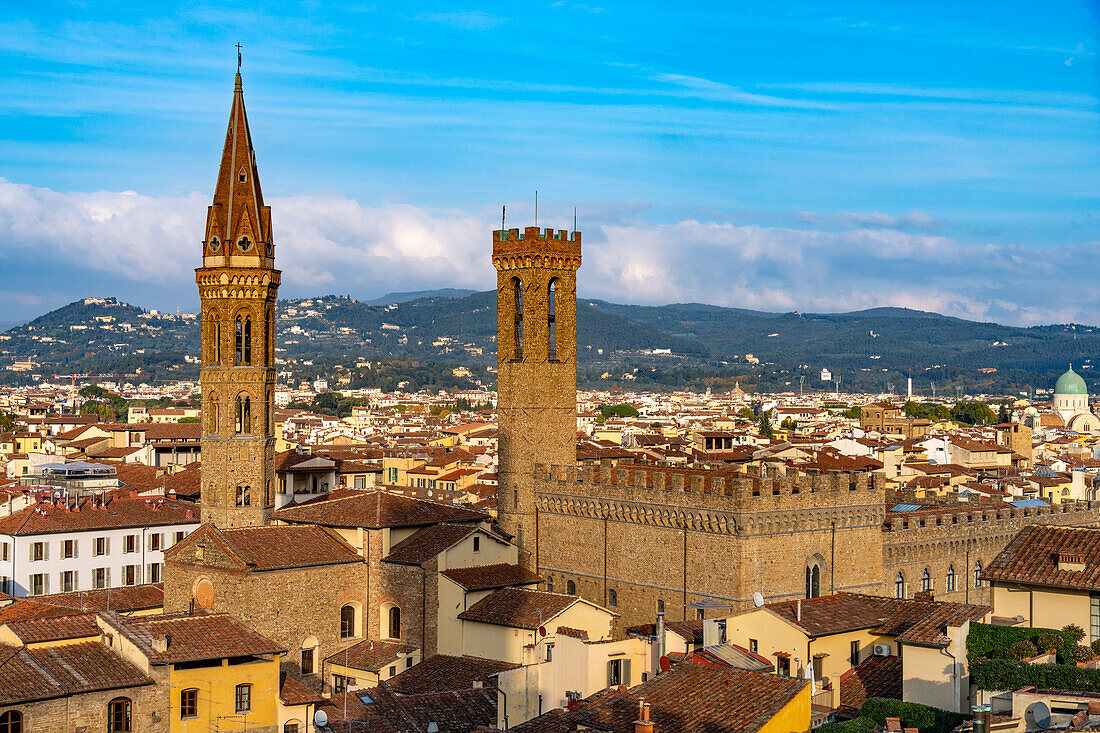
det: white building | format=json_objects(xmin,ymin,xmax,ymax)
[{"xmin": 0, "ymin": 492, "xmax": 200, "ymax": 597}]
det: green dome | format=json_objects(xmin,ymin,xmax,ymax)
[{"xmin": 1055, "ymin": 366, "xmax": 1088, "ymax": 396}]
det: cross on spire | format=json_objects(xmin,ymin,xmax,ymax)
[{"xmin": 236, "ymin": 42, "xmax": 242, "ymax": 71}]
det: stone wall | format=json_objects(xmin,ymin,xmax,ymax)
[{"xmin": 0, "ymin": 682, "xmax": 165, "ymax": 733}]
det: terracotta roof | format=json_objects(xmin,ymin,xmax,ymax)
[
  {"xmin": 0, "ymin": 641, "xmax": 153, "ymax": 705},
  {"xmin": 324, "ymin": 639, "xmax": 419, "ymax": 672},
  {"xmin": 840, "ymin": 654, "xmax": 902, "ymax": 708},
  {"xmin": 0, "ymin": 496, "xmax": 197, "ymax": 536},
  {"xmin": 4, "ymin": 611, "xmax": 101, "ymax": 644},
  {"xmin": 984, "ymin": 525, "xmax": 1100, "ymax": 591},
  {"xmin": 280, "ymin": 671, "xmax": 326, "ymax": 706},
  {"xmin": 458, "ymin": 587, "xmax": 583, "ymax": 630},
  {"xmin": 386, "ymin": 654, "xmax": 519, "ymax": 695},
  {"xmin": 103, "ymin": 610, "xmax": 285, "ymax": 665},
  {"xmin": 171, "ymin": 523, "xmax": 361, "ymax": 571},
  {"xmin": 322, "ymin": 684, "xmax": 497, "ymax": 733},
  {"xmin": 30, "ymin": 583, "xmax": 165, "ymax": 614},
  {"xmin": 384, "ymin": 523, "xmax": 481, "ymax": 565},
  {"xmin": 510, "ymin": 657, "xmax": 808, "ymax": 733},
  {"xmin": 273, "ymin": 488, "xmax": 489, "ymax": 529},
  {"xmin": 764, "ymin": 593, "xmax": 988, "ymax": 646},
  {"xmin": 441, "ymin": 563, "xmax": 542, "ymax": 591},
  {"xmin": 625, "ymin": 619, "xmax": 705, "ymax": 645}
]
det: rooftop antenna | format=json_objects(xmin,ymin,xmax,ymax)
[
  {"xmin": 236, "ymin": 42, "xmax": 242, "ymax": 72},
  {"xmin": 501, "ymin": 205, "xmax": 506, "ymax": 232},
  {"xmin": 534, "ymin": 191, "xmax": 538, "ymax": 228},
  {"xmin": 574, "ymin": 207, "xmax": 577, "ymax": 233}
]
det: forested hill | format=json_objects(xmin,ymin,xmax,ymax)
[{"xmin": 2, "ymin": 293, "xmax": 1098, "ymax": 394}]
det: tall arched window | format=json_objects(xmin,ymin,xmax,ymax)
[
  {"xmin": 946, "ymin": 565, "xmax": 956, "ymax": 592},
  {"xmin": 894, "ymin": 572, "xmax": 905, "ymax": 599},
  {"xmin": 512, "ymin": 277, "xmax": 523, "ymax": 360},
  {"xmin": 235, "ymin": 485, "xmax": 250, "ymax": 507},
  {"xmin": 0, "ymin": 711, "xmax": 22, "ymax": 733},
  {"xmin": 567, "ymin": 580, "xmax": 576, "ymax": 595},
  {"xmin": 608, "ymin": 588, "xmax": 618, "ymax": 607},
  {"xmin": 236, "ymin": 395, "xmax": 251, "ymax": 434},
  {"xmin": 921, "ymin": 568, "xmax": 932, "ymax": 592},
  {"xmin": 547, "ymin": 278, "xmax": 558, "ymax": 360},
  {"xmin": 805, "ymin": 565, "xmax": 821, "ymax": 599},
  {"xmin": 235, "ymin": 316, "xmax": 243, "ymax": 365},
  {"xmin": 243, "ymin": 315, "xmax": 252, "ymax": 365},
  {"xmin": 974, "ymin": 561, "xmax": 983, "ymax": 588},
  {"xmin": 388, "ymin": 606, "xmax": 401, "ymax": 639},
  {"xmin": 340, "ymin": 605, "xmax": 356, "ymax": 639},
  {"xmin": 108, "ymin": 697, "xmax": 132, "ymax": 732},
  {"xmin": 214, "ymin": 321, "xmax": 222, "ymax": 363}
]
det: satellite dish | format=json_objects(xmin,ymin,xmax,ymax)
[
  {"xmin": 659, "ymin": 655, "xmax": 672, "ymax": 672},
  {"xmin": 538, "ymin": 626, "xmax": 547, "ymax": 637},
  {"xmin": 1027, "ymin": 702, "xmax": 1050, "ymax": 729},
  {"xmin": 427, "ymin": 490, "xmax": 433, "ymax": 497},
  {"xmin": 314, "ymin": 709, "xmax": 329, "ymax": 728},
  {"xmin": 753, "ymin": 591, "xmax": 765, "ymax": 608}
]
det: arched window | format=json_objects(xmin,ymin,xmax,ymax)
[
  {"xmin": 235, "ymin": 395, "xmax": 251, "ymax": 434},
  {"xmin": 512, "ymin": 277, "xmax": 523, "ymax": 360},
  {"xmin": 546, "ymin": 577, "xmax": 554, "ymax": 593},
  {"xmin": 388, "ymin": 606, "xmax": 401, "ymax": 639},
  {"xmin": 284, "ymin": 722, "xmax": 301, "ymax": 733},
  {"xmin": 608, "ymin": 589, "xmax": 618, "ymax": 607},
  {"xmin": 921, "ymin": 568, "xmax": 932, "ymax": 592},
  {"xmin": 894, "ymin": 572, "xmax": 905, "ymax": 599},
  {"xmin": 108, "ymin": 697, "xmax": 132, "ymax": 732},
  {"xmin": 974, "ymin": 561, "xmax": 983, "ymax": 588},
  {"xmin": 243, "ymin": 316, "xmax": 252, "ymax": 365},
  {"xmin": 547, "ymin": 278, "xmax": 558, "ymax": 360},
  {"xmin": 340, "ymin": 605, "xmax": 356, "ymax": 639},
  {"xmin": 657, "ymin": 599, "xmax": 665, "ymax": 614},
  {"xmin": 235, "ymin": 485, "xmax": 251, "ymax": 507},
  {"xmin": 235, "ymin": 316, "xmax": 243, "ymax": 365},
  {"xmin": 214, "ymin": 321, "xmax": 222, "ymax": 363},
  {"xmin": 0, "ymin": 711, "xmax": 22, "ymax": 733},
  {"xmin": 697, "ymin": 608, "xmax": 705, "ymax": 620},
  {"xmin": 567, "ymin": 580, "xmax": 576, "ymax": 595},
  {"xmin": 946, "ymin": 565, "xmax": 956, "ymax": 592},
  {"xmin": 805, "ymin": 565, "xmax": 821, "ymax": 599}
]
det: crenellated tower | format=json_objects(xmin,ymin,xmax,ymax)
[
  {"xmin": 195, "ymin": 72, "xmax": 280, "ymax": 528},
  {"xmin": 493, "ymin": 226, "xmax": 581, "ymax": 567}
]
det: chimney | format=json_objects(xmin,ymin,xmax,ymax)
[
  {"xmin": 634, "ymin": 700, "xmax": 654, "ymax": 733},
  {"xmin": 129, "ymin": 489, "xmax": 138, "ymax": 499},
  {"xmin": 971, "ymin": 704, "xmax": 991, "ymax": 733},
  {"xmin": 152, "ymin": 634, "xmax": 170, "ymax": 653},
  {"xmin": 655, "ymin": 611, "xmax": 666, "ymax": 669},
  {"xmin": 796, "ymin": 599, "xmax": 802, "ymax": 623}
]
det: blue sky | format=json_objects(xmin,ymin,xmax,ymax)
[{"xmin": 0, "ymin": 1, "xmax": 1097, "ymax": 324}]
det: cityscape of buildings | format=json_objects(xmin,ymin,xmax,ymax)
[{"xmin": 2, "ymin": 27, "xmax": 1099, "ymax": 733}]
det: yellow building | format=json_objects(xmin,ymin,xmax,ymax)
[{"xmin": 707, "ymin": 593, "xmax": 988, "ymax": 713}]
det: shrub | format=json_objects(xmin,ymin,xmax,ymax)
[
  {"xmin": 972, "ymin": 658, "xmax": 1100, "ymax": 693},
  {"xmin": 858, "ymin": 698, "xmax": 964, "ymax": 733},
  {"xmin": 1090, "ymin": 639, "xmax": 1100, "ymax": 656},
  {"xmin": 816, "ymin": 717, "xmax": 878, "ymax": 733},
  {"xmin": 1071, "ymin": 644, "xmax": 1095, "ymax": 664},
  {"xmin": 1010, "ymin": 639, "xmax": 1038, "ymax": 660},
  {"xmin": 1036, "ymin": 633, "xmax": 1064, "ymax": 652},
  {"xmin": 966, "ymin": 622, "xmax": 1076, "ymax": 664},
  {"xmin": 1063, "ymin": 624, "xmax": 1086, "ymax": 643}
]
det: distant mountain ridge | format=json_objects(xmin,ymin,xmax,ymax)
[
  {"xmin": 367, "ymin": 288, "xmax": 477, "ymax": 305},
  {"xmin": 2, "ymin": 292, "xmax": 1097, "ymax": 394}
]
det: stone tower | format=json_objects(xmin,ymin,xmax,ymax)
[
  {"xmin": 195, "ymin": 72, "xmax": 280, "ymax": 528},
  {"xmin": 493, "ymin": 226, "xmax": 581, "ymax": 567}
]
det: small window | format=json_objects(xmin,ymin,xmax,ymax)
[
  {"xmin": 149, "ymin": 534, "xmax": 162, "ymax": 552},
  {"xmin": 388, "ymin": 606, "xmax": 401, "ymax": 640},
  {"xmin": 546, "ymin": 643, "xmax": 554, "ymax": 662},
  {"xmin": 546, "ymin": 577, "xmax": 554, "ymax": 593},
  {"xmin": 61, "ymin": 571, "xmax": 75, "ymax": 593},
  {"xmin": 30, "ymin": 574, "xmax": 46, "ymax": 596},
  {"xmin": 94, "ymin": 537, "xmax": 109, "ymax": 556},
  {"xmin": 850, "ymin": 640, "xmax": 860, "ymax": 667},
  {"xmin": 974, "ymin": 561, "xmax": 983, "ymax": 588},
  {"xmin": 567, "ymin": 580, "xmax": 576, "ymax": 595},
  {"xmin": 181, "ymin": 688, "xmax": 198, "ymax": 718},
  {"xmin": 124, "ymin": 565, "xmax": 137, "ymax": 586},
  {"xmin": 93, "ymin": 568, "xmax": 109, "ymax": 589},
  {"xmin": 31, "ymin": 542, "xmax": 44, "ymax": 562},
  {"xmin": 946, "ymin": 565, "xmax": 956, "ymax": 592},
  {"xmin": 473, "ymin": 536, "xmax": 480, "ymax": 552},
  {"xmin": 0, "ymin": 711, "xmax": 22, "ymax": 733},
  {"xmin": 608, "ymin": 589, "xmax": 618, "ymax": 607},
  {"xmin": 148, "ymin": 563, "xmax": 162, "ymax": 584},
  {"xmin": 697, "ymin": 608, "xmax": 705, "ymax": 620},
  {"xmin": 235, "ymin": 684, "xmax": 251, "ymax": 713},
  {"xmin": 657, "ymin": 599, "xmax": 665, "ymax": 614},
  {"xmin": 284, "ymin": 723, "xmax": 300, "ymax": 733},
  {"xmin": 108, "ymin": 697, "xmax": 132, "ymax": 732},
  {"xmin": 124, "ymin": 535, "xmax": 137, "ymax": 554},
  {"xmin": 388, "ymin": 665, "xmax": 396, "ymax": 677},
  {"xmin": 301, "ymin": 647, "xmax": 315, "ymax": 675},
  {"xmin": 894, "ymin": 572, "xmax": 905, "ymax": 599},
  {"xmin": 341, "ymin": 605, "xmax": 356, "ymax": 639},
  {"xmin": 921, "ymin": 568, "xmax": 932, "ymax": 592},
  {"xmin": 63, "ymin": 539, "xmax": 76, "ymax": 559},
  {"xmin": 749, "ymin": 638, "xmax": 758, "ymax": 654}
]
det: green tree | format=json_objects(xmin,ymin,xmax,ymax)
[
  {"xmin": 599, "ymin": 403, "xmax": 640, "ymax": 419},
  {"xmin": 840, "ymin": 406, "xmax": 861, "ymax": 420},
  {"xmin": 759, "ymin": 411, "xmax": 775, "ymax": 440},
  {"xmin": 79, "ymin": 385, "xmax": 107, "ymax": 400},
  {"xmin": 997, "ymin": 402, "xmax": 1011, "ymax": 423},
  {"xmin": 178, "ymin": 416, "xmax": 200, "ymax": 423},
  {"xmin": 950, "ymin": 401, "xmax": 996, "ymax": 426},
  {"xmin": 0, "ymin": 412, "xmax": 15, "ymax": 433},
  {"xmin": 737, "ymin": 406, "xmax": 755, "ymax": 419},
  {"xmin": 780, "ymin": 417, "xmax": 798, "ymax": 431},
  {"xmin": 904, "ymin": 401, "xmax": 952, "ymax": 421}
]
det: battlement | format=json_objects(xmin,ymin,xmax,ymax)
[
  {"xmin": 493, "ymin": 226, "xmax": 581, "ymax": 264},
  {"xmin": 534, "ymin": 462, "xmax": 886, "ymax": 508},
  {"xmin": 883, "ymin": 500, "xmax": 1097, "ymax": 531}
]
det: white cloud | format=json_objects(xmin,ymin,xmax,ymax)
[{"xmin": 0, "ymin": 178, "xmax": 1097, "ymax": 328}]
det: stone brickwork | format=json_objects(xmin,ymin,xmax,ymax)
[
  {"xmin": 494, "ymin": 226, "xmax": 581, "ymax": 566},
  {"xmin": 0, "ymin": 683, "xmax": 165, "ymax": 733},
  {"xmin": 197, "ymin": 72, "xmax": 280, "ymax": 530}
]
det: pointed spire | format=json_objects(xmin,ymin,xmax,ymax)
[{"xmin": 204, "ymin": 70, "xmax": 272, "ymax": 260}]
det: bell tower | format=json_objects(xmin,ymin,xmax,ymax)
[
  {"xmin": 493, "ymin": 226, "xmax": 581, "ymax": 567},
  {"xmin": 195, "ymin": 71, "xmax": 280, "ymax": 528}
]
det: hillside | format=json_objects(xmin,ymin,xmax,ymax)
[{"xmin": 2, "ymin": 293, "xmax": 1098, "ymax": 394}]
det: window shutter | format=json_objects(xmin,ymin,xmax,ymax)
[
  {"xmin": 28, "ymin": 544, "xmax": 33, "ymax": 562},
  {"xmin": 623, "ymin": 659, "xmax": 631, "ymax": 687},
  {"xmin": 105, "ymin": 538, "xmax": 110, "ymax": 555},
  {"xmin": 607, "ymin": 660, "xmax": 614, "ymax": 688},
  {"xmin": 44, "ymin": 543, "xmax": 48, "ymax": 561}
]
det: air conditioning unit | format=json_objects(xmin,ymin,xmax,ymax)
[{"xmin": 873, "ymin": 644, "xmax": 891, "ymax": 657}]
